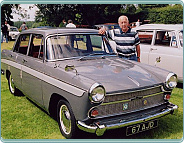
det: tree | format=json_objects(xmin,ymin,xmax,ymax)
[
  {"xmin": 35, "ymin": 4, "xmax": 76, "ymax": 27},
  {"xmin": 1, "ymin": 4, "xmax": 19, "ymax": 25}
]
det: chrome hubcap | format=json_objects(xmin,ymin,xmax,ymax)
[
  {"xmin": 9, "ymin": 75, "xmax": 15, "ymax": 93},
  {"xmin": 59, "ymin": 105, "xmax": 71, "ymax": 135}
]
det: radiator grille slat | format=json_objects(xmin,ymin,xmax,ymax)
[{"xmin": 95, "ymin": 86, "xmax": 164, "ymax": 117}]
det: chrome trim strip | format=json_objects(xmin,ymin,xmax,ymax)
[
  {"xmin": 106, "ymin": 85, "xmax": 163, "ymax": 96},
  {"xmin": 77, "ymin": 104, "xmax": 178, "ymax": 136},
  {"xmin": 102, "ymin": 91, "xmax": 164, "ymax": 106},
  {"xmin": 1, "ymin": 59, "xmax": 85, "ymax": 96}
]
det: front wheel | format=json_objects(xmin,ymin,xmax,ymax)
[{"xmin": 57, "ymin": 100, "xmax": 78, "ymax": 139}]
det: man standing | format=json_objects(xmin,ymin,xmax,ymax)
[
  {"xmin": 99, "ymin": 15, "xmax": 140, "ymax": 62},
  {"xmin": 62, "ymin": 19, "xmax": 67, "ymax": 27},
  {"xmin": 1, "ymin": 23, "xmax": 8, "ymax": 43},
  {"xmin": 66, "ymin": 20, "xmax": 76, "ymax": 28},
  {"xmin": 5, "ymin": 21, "xmax": 10, "ymax": 40}
]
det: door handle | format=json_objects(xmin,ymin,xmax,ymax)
[
  {"xmin": 22, "ymin": 59, "xmax": 27, "ymax": 63},
  {"xmin": 150, "ymin": 48, "xmax": 157, "ymax": 51}
]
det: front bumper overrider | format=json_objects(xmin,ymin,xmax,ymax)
[{"xmin": 77, "ymin": 103, "xmax": 178, "ymax": 136}]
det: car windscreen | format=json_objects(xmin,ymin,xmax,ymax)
[
  {"xmin": 10, "ymin": 27, "xmax": 18, "ymax": 32},
  {"xmin": 46, "ymin": 34, "xmax": 113, "ymax": 60}
]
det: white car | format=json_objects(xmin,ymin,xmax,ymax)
[
  {"xmin": 9, "ymin": 26, "xmax": 20, "ymax": 40},
  {"xmin": 133, "ymin": 24, "xmax": 183, "ymax": 83}
]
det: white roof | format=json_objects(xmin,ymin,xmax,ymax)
[{"xmin": 133, "ymin": 24, "xmax": 183, "ymax": 31}]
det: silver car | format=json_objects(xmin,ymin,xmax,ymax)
[
  {"xmin": 1, "ymin": 28, "xmax": 178, "ymax": 139},
  {"xmin": 133, "ymin": 24, "xmax": 183, "ymax": 83}
]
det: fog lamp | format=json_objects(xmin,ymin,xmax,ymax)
[
  {"xmin": 164, "ymin": 94, "xmax": 171, "ymax": 100},
  {"xmin": 91, "ymin": 109, "xmax": 99, "ymax": 117}
]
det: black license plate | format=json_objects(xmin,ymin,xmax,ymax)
[{"xmin": 126, "ymin": 120, "xmax": 158, "ymax": 136}]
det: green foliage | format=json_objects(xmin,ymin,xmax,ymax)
[
  {"xmin": 147, "ymin": 5, "xmax": 183, "ymax": 24},
  {"xmin": 1, "ymin": 4, "xmax": 18, "ymax": 25}
]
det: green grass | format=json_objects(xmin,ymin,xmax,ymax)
[{"xmin": 1, "ymin": 41, "xmax": 183, "ymax": 139}]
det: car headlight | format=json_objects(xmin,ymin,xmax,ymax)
[
  {"xmin": 165, "ymin": 73, "xmax": 177, "ymax": 89},
  {"xmin": 89, "ymin": 83, "xmax": 105, "ymax": 103}
]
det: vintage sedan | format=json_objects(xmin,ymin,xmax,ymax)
[
  {"xmin": 133, "ymin": 24, "xmax": 183, "ymax": 83},
  {"xmin": 1, "ymin": 28, "xmax": 178, "ymax": 139}
]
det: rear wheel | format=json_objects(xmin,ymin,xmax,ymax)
[
  {"xmin": 8, "ymin": 73, "xmax": 21, "ymax": 96},
  {"xmin": 57, "ymin": 99, "xmax": 78, "ymax": 139}
]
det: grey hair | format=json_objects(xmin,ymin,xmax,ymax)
[{"xmin": 118, "ymin": 15, "xmax": 129, "ymax": 23}]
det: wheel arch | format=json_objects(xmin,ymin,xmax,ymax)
[
  {"xmin": 48, "ymin": 93, "xmax": 69, "ymax": 120},
  {"xmin": 6, "ymin": 70, "xmax": 11, "ymax": 80}
]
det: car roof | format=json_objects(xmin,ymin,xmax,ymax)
[
  {"xmin": 20, "ymin": 28, "xmax": 99, "ymax": 37},
  {"xmin": 133, "ymin": 24, "xmax": 183, "ymax": 31}
]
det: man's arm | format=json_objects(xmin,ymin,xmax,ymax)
[{"xmin": 136, "ymin": 44, "xmax": 140, "ymax": 62}]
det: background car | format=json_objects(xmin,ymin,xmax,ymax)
[
  {"xmin": 94, "ymin": 23, "xmax": 120, "ymax": 30},
  {"xmin": 1, "ymin": 28, "xmax": 178, "ymax": 139},
  {"xmin": 133, "ymin": 24, "xmax": 183, "ymax": 83},
  {"xmin": 9, "ymin": 26, "xmax": 20, "ymax": 40}
]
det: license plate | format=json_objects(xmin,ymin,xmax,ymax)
[{"xmin": 126, "ymin": 120, "xmax": 158, "ymax": 136}]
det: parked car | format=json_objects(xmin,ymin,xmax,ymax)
[
  {"xmin": 9, "ymin": 26, "xmax": 20, "ymax": 40},
  {"xmin": 1, "ymin": 28, "xmax": 178, "ymax": 139},
  {"xmin": 133, "ymin": 24, "xmax": 183, "ymax": 83},
  {"xmin": 94, "ymin": 23, "xmax": 119, "ymax": 30}
]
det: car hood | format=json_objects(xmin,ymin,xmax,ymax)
[
  {"xmin": 59, "ymin": 57, "xmax": 165, "ymax": 93},
  {"xmin": 10, "ymin": 31, "xmax": 20, "ymax": 35}
]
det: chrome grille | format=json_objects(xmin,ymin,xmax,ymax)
[{"xmin": 94, "ymin": 85, "xmax": 165, "ymax": 117}]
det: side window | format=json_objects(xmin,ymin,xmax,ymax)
[
  {"xmin": 138, "ymin": 30, "xmax": 153, "ymax": 45},
  {"xmin": 28, "ymin": 34, "xmax": 44, "ymax": 59},
  {"xmin": 170, "ymin": 32, "xmax": 177, "ymax": 48},
  {"xmin": 154, "ymin": 31, "xmax": 172, "ymax": 47},
  {"xmin": 14, "ymin": 34, "xmax": 30, "ymax": 55}
]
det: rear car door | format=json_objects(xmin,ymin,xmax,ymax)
[
  {"xmin": 22, "ymin": 34, "xmax": 44, "ymax": 106},
  {"xmin": 16, "ymin": 33, "xmax": 44, "ymax": 106}
]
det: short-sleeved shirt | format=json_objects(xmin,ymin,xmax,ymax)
[{"xmin": 107, "ymin": 27, "xmax": 140, "ymax": 56}]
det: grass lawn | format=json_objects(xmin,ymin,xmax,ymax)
[{"xmin": 1, "ymin": 41, "xmax": 183, "ymax": 140}]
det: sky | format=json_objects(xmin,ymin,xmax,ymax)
[{"xmin": 11, "ymin": 4, "xmax": 38, "ymax": 21}]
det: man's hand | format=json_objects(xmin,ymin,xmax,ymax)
[
  {"xmin": 98, "ymin": 28, "xmax": 106, "ymax": 35},
  {"xmin": 137, "ymin": 57, "xmax": 140, "ymax": 62},
  {"xmin": 136, "ymin": 44, "xmax": 140, "ymax": 62}
]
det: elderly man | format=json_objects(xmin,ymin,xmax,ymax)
[{"xmin": 99, "ymin": 15, "xmax": 140, "ymax": 62}]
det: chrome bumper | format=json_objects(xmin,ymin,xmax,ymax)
[{"xmin": 77, "ymin": 104, "xmax": 178, "ymax": 136}]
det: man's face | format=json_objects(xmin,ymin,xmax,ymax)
[{"xmin": 118, "ymin": 17, "xmax": 129, "ymax": 32}]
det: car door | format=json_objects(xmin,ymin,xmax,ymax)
[
  {"xmin": 138, "ymin": 30, "xmax": 154, "ymax": 64},
  {"xmin": 148, "ymin": 30, "xmax": 183, "ymax": 79},
  {"xmin": 18, "ymin": 34, "xmax": 44, "ymax": 106}
]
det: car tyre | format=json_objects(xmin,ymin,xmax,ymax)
[
  {"xmin": 8, "ymin": 73, "xmax": 21, "ymax": 96},
  {"xmin": 57, "ymin": 99, "xmax": 79, "ymax": 139}
]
